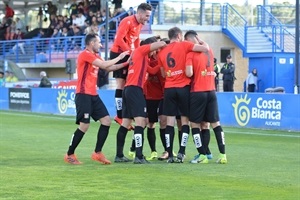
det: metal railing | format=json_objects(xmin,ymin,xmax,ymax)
[
  {"xmin": 264, "ymin": 5, "xmax": 296, "ymax": 26},
  {"xmin": 257, "ymin": 5, "xmax": 296, "ymax": 52},
  {"xmin": 222, "ymin": 3, "xmax": 248, "ymax": 49},
  {"xmin": 151, "ymin": 0, "xmax": 222, "ymax": 25}
]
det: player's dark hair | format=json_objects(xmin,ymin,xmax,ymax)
[
  {"xmin": 140, "ymin": 36, "xmax": 158, "ymax": 46},
  {"xmin": 161, "ymin": 38, "xmax": 170, "ymax": 44},
  {"xmin": 85, "ymin": 33, "xmax": 98, "ymax": 45},
  {"xmin": 168, "ymin": 27, "xmax": 182, "ymax": 40},
  {"xmin": 184, "ymin": 30, "xmax": 198, "ymax": 40},
  {"xmin": 137, "ymin": 3, "xmax": 152, "ymax": 12}
]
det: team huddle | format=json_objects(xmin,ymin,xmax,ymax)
[{"xmin": 64, "ymin": 3, "xmax": 227, "ymax": 165}]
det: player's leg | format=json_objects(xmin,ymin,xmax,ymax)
[
  {"xmin": 115, "ymin": 87, "xmax": 133, "ymax": 162},
  {"xmin": 200, "ymin": 121, "xmax": 213, "ymax": 159},
  {"xmin": 157, "ymin": 100, "xmax": 168, "ymax": 160},
  {"xmin": 206, "ymin": 91, "xmax": 227, "ymax": 164},
  {"xmin": 163, "ymin": 88, "xmax": 178, "ymax": 163},
  {"xmin": 129, "ymin": 86, "xmax": 149, "ymax": 164},
  {"xmin": 90, "ymin": 96, "xmax": 112, "ymax": 164},
  {"xmin": 176, "ymin": 86, "xmax": 191, "ymax": 162},
  {"xmin": 65, "ymin": 94, "xmax": 92, "ymax": 164},
  {"xmin": 110, "ymin": 51, "xmax": 129, "ymax": 123},
  {"xmin": 189, "ymin": 92, "xmax": 208, "ymax": 164},
  {"xmin": 145, "ymin": 99, "xmax": 160, "ymax": 160}
]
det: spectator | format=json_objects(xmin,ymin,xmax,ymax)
[
  {"xmin": 5, "ymin": 4, "xmax": 15, "ymax": 19},
  {"xmin": 8, "ymin": 20, "xmax": 16, "ymax": 40},
  {"xmin": 88, "ymin": 1, "xmax": 98, "ymax": 13},
  {"xmin": 5, "ymin": 71, "xmax": 18, "ymax": 82},
  {"xmin": 12, "ymin": 29, "xmax": 26, "ymax": 55},
  {"xmin": 39, "ymin": 71, "xmax": 52, "ymax": 88},
  {"xmin": 69, "ymin": 0, "xmax": 79, "ymax": 16},
  {"xmin": 0, "ymin": 71, "xmax": 4, "ymax": 87},
  {"xmin": 15, "ymin": 18, "xmax": 25, "ymax": 33},
  {"xmin": 214, "ymin": 58, "xmax": 220, "ymax": 91},
  {"xmin": 246, "ymin": 68, "xmax": 258, "ymax": 92},
  {"xmin": 112, "ymin": 0, "xmax": 122, "ymax": 10},
  {"xmin": 45, "ymin": 2, "xmax": 58, "ymax": 16},
  {"xmin": 76, "ymin": 10, "xmax": 87, "ymax": 29},
  {"xmin": 50, "ymin": 28, "xmax": 61, "ymax": 51}
]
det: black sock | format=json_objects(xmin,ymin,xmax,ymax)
[
  {"xmin": 130, "ymin": 133, "xmax": 135, "ymax": 151},
  {"xmin": 115, "ymin": 89, "xmax": 123, "ymax": 118},
  {"xmin": 179, "ymin": 125, "xmax": 189, "ymax": 154},
  {"xmin": 213, "ymin": 126, "xmax": 225, "ymax": 154},
  {"xmin": 160, "ymin": 128, "xmax": 166, "ymax": 151},
  {"xmin": 191, "ymin": 128, "xmax": 206, "ymax": 154},
  {"xmin": 147, "ymin": 127, "xmax": 156, "ymax": 152},
  {"xmin": 67, "ymin": 128, "xmax": 85, "ymax": 155},
  {"xmin": 178, "ymin": 130, "xmax": 182, "ymax": 150},
  {"xmin": 201, "ymin": 129, "xmax": 211, "ymax": 154},
  {"xmin": 95, "ymin": 125, "xmax": 110, "ymax": 152},
  {"xmin": 116, "ymin": 126, "xmax": 128, "ymax": 157},
  {"xmin": 165, "ymin": 125, "xmax": 175, "ymax": 157},
  {"xmin": 134, "ymin": 126, "xmax": 144, "ymax": 159}
]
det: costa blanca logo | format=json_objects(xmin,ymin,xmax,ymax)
[
  {"xmin": 232, "ymin": 94, "xmax": 282, "ymax": 127},
  {"xmin": 57, "ymin": 90, "xmax": 68, "ymax": 113},
  {"xmin": 232, "ymin": 94, "xmax": 251, "ymax": 126},
  {"xmin": 57, "ymin": 90, "xmax": 76, "ymax": 114}
]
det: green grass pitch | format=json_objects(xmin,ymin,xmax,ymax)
[{"xmin": 0, "ymin": 110, "xmax": 299, "ymax": 200}]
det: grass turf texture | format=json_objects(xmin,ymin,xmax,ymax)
[{"xmin": 0, "ymin": 110, "xmax": 299, "ymax": 200}]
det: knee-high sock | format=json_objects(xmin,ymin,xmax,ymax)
[
  {"xmin": 213, "ymin": 126, "xmax": 225, "ymax": 154},
  {"xmin": 178, "ymin": 129, "xmax": 182, "ymax": 150},
  {"xmin": 134, "ymin": 126, "xmax": 144, "ymax": 159},
  {"xmin": 95, "ymin": 125, "xmax": 110, "ymax": 152},
  {"xmin": 67, "ymin": 128, "xmax": 85, "ymax": 155},
  {"xmin": 179, "ymin": 125, "xmax": 189, "ymax": 154},
  {"xmin": 201, "ymin": 129, "xmax": 211, "ymax": 154},
  {"xmin": 115, "ymin": 89, "xmax": 123, "ymax": 118},
  {"xmin": 116, "ymin": 126, "xmax": 128, "ymax": 157},
  {"xmin": 191, "ymin": 128, "xmax": 206, "ymax": 155},
  {"xmin": 147, "ymin": 127, "xmax": 156, "ymax": 152},
  {"xmin": 165, "ymin": 125, "xmax": 175, "ymax": 157},
  {"xmin": 159, "ymin": 128, "xmax": 166, "ymax": 151}
]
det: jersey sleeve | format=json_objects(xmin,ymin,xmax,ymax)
[
  {"xmin": 114, "ymin": 19, "xmax": 131, "ymax": 51},
  {"xmin": 79, "ymin": 51, "xmax": 98, "ymax": 64},
  {"xmin": 183, "ymin": 41, "xmax": 195, "ymax": 53},
  {"xmin": 186, "ymin": 52, "xmax": 194, "ymax": 66},
  {"xmin": 138, "ymin": 45, "xmax": 151, "ymax": 56}
]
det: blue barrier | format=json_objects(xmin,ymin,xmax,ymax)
[{"xmin": 0, "ymin": 87, "xmax": 299, "ymax": 131}]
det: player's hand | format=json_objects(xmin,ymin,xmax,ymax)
[
  {"xmin": 195, "ymin": 35, "xmax": 204, "ymax": 45},
  {"xmin": 119, "ymin": 51, "xmax": 130, "ymax": 60}
]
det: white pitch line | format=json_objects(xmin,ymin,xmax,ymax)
[{"xmin": 1, "ymin": 111, "xmax": 300, "ymax": 138}]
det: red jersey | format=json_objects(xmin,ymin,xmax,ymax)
[
  {"xmin": 125, "ymin": 45, "xmax": 151, "ymax": 88},
  {"xmin": 76, "ymin": 50, "xmax": 102, "ymax": 95},
  {"xmin": 158, "ymin": 41, "xmax": 194, "ymax": 88},
  {"xmin": 144, "ymin": 58, "xmax": 164, "ymax": 100},
  {"xmin": 186, "ymin": 49, "xmax": 215, "ymax": 92},
  {"xmin": 110, "ymin": 15, "xmax": 142, "ymax": 53}
]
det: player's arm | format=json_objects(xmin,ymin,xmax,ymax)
[
  {"xmin": 114, "ymin": 20, "xmax": 131, "ymax": 51},
  {"xmin": 147, "ymin": 64, "xmax": 160, "ymax": 75},
  {"xmin": 149, "ymin": 41, "xmax": 166, "ymax": 51},
  {"xmin": 192, "ymin": 36, "xmax": 209, "ymax": 53},
  {"xmin": 185, "ymin": 52, "xmax": 193, "ymax": 77},
  {"xmin": 92, "ymin": 51, "xmax": 130, "ymax": 71}
]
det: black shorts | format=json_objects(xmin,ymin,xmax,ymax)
[
  {"xmin": 163, "ymin": 85, "xmax": 190, "ymax": 117},
  {"xmin": 110, "ymin": 51, "xmax": 130, "ymax": 79},
  {"xmin": 122, "ymin": 86, "xmax": 147, "ymax": 119},
  {"xmin": 189, "ymin": 91, "xmax": 220, "ymax": 123},
  {"xmin": 146, "ymin": 99, "xmax": 161, "ymax": 123},
  {"xmin": 75, "ymin": 93, "xmax": 109, "ymax": 124}
]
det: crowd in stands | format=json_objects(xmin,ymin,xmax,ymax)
[{"xmin": 0, "ymin": 0, "xmax": 134, "ymax": 54}]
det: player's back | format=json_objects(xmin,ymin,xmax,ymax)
[{"xmin": 158, "ymin": 41, "xmax": 193, "ymax": 88}]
